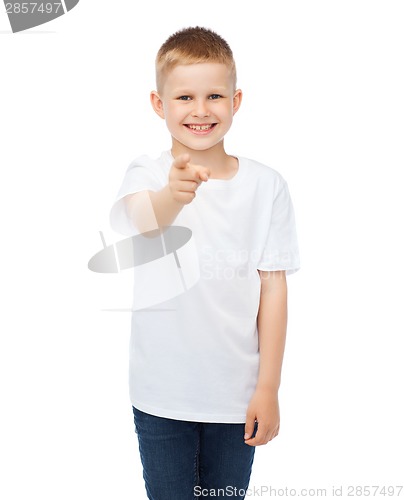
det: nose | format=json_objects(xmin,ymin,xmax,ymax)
[{"xmin": 191, "ymin": 99, "xmax": 210, "ymax": 118}]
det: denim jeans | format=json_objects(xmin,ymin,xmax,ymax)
[{"xmin": 132, "ymin": 406, "xmax": 258, "ymax": 500}]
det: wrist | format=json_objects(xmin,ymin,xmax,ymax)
[{"xmin": 255, "ymin": 381, "xmax": 280, "ymax": 395}]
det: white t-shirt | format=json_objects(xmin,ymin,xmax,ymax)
[{"xmin": 109, "ymin": 150, "xmax": 300, "ymax": 423}]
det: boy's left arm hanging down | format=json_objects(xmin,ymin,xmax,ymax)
[{"xmin": 244, "ymin": 270, "xmax": 288, "ymax": 446}]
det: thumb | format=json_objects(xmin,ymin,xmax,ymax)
[{"xmin": 244, "ymin": 414, "xmax": 256, "ymax": 440}]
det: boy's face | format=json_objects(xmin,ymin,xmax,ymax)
[{"xmin": 151, "ymin": 63, "xmax": 242, "ymax": 155}]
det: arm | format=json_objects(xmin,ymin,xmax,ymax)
[
  {"xmin": 244, "ymin": 269, "xmax": 288, "ymax": 446},
  {"xmin": 124, "ymin": 185, "xmax": 185, "ymax": 233},
  {"xmin": 256, "ymin": 269, "xmax": 288, "ymax": 391},
  {"xmin": 124, "ymin": 154, "xmax": 210, "ymax": 233}
]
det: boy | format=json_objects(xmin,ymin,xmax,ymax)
[{"xmin": 110, "ymin": 26, "xmax": 300, "ymax": 500}]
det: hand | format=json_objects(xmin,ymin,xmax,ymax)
[
  {"xmin": 168, "ymin": 153, "xmax": 210, "ymax": 205},
  {"xmin": 244, "ymin": 387, "xmax": 280, "ymax": 446}
]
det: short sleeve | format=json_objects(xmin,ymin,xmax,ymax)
[
  {"xmin": 109, "ymin": 157, "xmax": 163, "ymax": 236},
  {"xmin": 256, "ymin": 178, "xmax": 300, "ymax": 275}
]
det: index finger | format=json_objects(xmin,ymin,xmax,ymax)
[{"xmin": 172, "ymin": 153, "xmax": 191, "ymax": 169}]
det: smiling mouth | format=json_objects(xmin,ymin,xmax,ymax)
[{"xmin": 184, "ymin": 123, "xmax": 217, "ymax": 133}]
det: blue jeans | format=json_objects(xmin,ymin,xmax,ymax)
[{"xmin": 132, "ymin": 406, "xmax": 258, "ymax": 500}]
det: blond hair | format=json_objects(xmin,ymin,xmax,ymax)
[{"xmin": 155, "ymin": 26, "xmax": 237, "ymax": 92}]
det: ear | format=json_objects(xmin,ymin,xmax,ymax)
[
  {"xmin": 232, "ymin": 89, "xmax": 242, "ymax": 115},
  {"xmin": 150, "ymin": 91, "xmax": 165, "ymax": 119}
]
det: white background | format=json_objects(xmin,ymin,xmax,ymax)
[{"xmin": 1, "ymin": 1, "xmax": 403, "ymax": 498}]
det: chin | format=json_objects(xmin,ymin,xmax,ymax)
[{"xmin": 181, "ymin": 138, "xmax": 224, "ymax": 151}]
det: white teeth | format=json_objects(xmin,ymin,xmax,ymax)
[{"xmin": 188, "ymin": 124, "xmax": 212, "ymax": 131}]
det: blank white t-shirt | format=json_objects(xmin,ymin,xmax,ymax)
[{"xmin": 109, "ymin": 150, "xmax": 300, "ymax": 423}]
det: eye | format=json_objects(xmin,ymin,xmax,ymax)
[
  {"xmin": 178, "ymin": 95, "xmax": 192, "ymax": 101},
  {"xmin": 209, "ymin": 94, "xmax": 222, "ymax": 100}
]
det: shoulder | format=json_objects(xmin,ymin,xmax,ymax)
[
  {"xmin": 123, "ymin": 151, "xmax": 171, "ymax": 185},
  {"xmin": 238, "ymin": 155, "xmax": 287, "ymax": 190},
  {"xmin": 127, "ymin": 150, "xmax": 170, "ymax": 171}
]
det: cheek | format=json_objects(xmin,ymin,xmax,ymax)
[
  {"xmin": 164, "ymin": 109, "xmax": 185, "ymax": 135},
  {"xmin": 165, "ymin": 104, "xmax": 183, "ymax": 123},
  {"xmin": 218, "ymin": 103, "xmax": 234, "ymax": 119}
]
